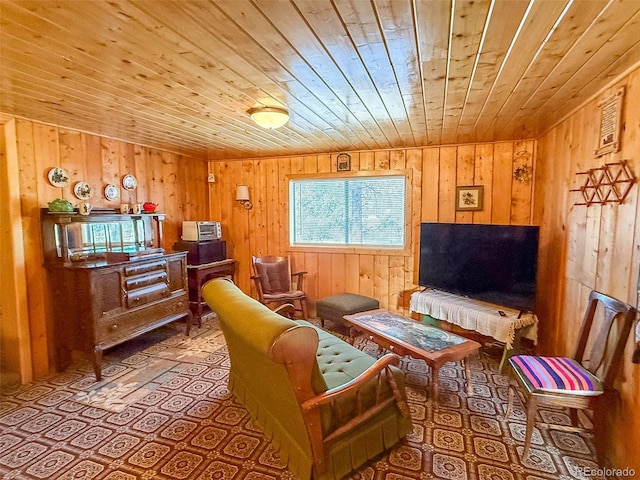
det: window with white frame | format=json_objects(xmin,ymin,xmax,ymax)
[{"xmin": 289, "ymin": 175, "xmax": 406, "ymax": 247}]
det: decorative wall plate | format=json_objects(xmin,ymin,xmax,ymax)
[
  {"xmin": 104, "ymin": 184, "xmax": 120, "ymax": 201},
  {"xmin": 73, "ymin": 181, "xmax": 93, "ymax": 200},
  {"xmin": 47, "ymin": 167, "xmax": 70, "ymax": 188},
  {"xmin": 122, "ymin": 173, "xmax": 138, "ymax": 191}
]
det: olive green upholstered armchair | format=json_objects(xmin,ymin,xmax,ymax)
[{"xmin": 202, "ymin": 278, "xmax": 412, "ymax": 480}]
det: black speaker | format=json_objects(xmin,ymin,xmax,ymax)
[{"xmin": 173, "ymin": 240, "xmax": 226, "ymax": 265}]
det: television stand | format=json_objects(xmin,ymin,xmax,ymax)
[{"xmin": 410, "ymin": 289, "xmax": 538, "ymax": 371}]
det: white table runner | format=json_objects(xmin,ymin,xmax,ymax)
[{"xmin": 410, "ymin": 289, "xmax": 538, "ymax": 349}]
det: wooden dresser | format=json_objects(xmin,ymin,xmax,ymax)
[{"xmin": 41, "ymin": 209, "xmax": 192, "ymax": 380}]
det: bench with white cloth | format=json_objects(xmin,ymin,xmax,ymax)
[{"xmin": 410, "ymin": 289, "xmax": 538, "ymax": 369}]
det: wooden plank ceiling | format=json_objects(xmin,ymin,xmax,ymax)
[{"xmin": 2, "ymin": 0, "xmax": 640, "ymax": 159}]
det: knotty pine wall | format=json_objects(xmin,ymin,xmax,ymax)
[
  {"xmin": 1, "ymin": 117, "xmax": 209, "ymax": 380},
  {"xmin": 534, "ymin": 66, "xmax": 640, "ymax": 471},
  {"xmin": 208, "ymin": 140, "xmax": 536, "ymax": 317}
]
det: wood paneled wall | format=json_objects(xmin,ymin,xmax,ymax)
[
  {"xmin": 208, "ymin": 139, "xmax": 535, "ymax": 317},
  {"xmin": 534, "ymin": 67, "xmax": 640, "ymax": 470},
  {"xmin": 2, "ymin": 117, "xmax": 209, "ymax": 380}
]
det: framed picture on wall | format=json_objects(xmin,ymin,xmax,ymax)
[
  {"xmin": 337, "ymin": 153, "xmax": 351, "ymax": 172},
  {"xmin": 594, "ymin": 86, "xmax": 624, "ymax": 157},
  {"xmin": 455, "ymin": 185, "xmax": 484, "ymax": 211}
]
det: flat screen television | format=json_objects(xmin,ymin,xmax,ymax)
[{"xmin": 418, "ymin": 223, "xmax": 539, "ymax": 312}]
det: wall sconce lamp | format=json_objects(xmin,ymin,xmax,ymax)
[
  {"xmin": 248, "ymin": 106, "xmax": 289, "ymax": 129},
  {"xmin": 236, "ymin": 185, "xmax": 253, "ymax": 210}
]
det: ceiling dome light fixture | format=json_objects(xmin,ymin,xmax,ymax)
[{"xmin": 248, "ymin": 106, "xmax": 289, "ymax": 129}]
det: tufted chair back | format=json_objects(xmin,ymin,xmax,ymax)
[
  {"xmin": 251, "ymin": 255, "xmax": 308, "ymax": 319},
  {"xmin": 253, "ymin": 256, "xmax": 292, "ymax": 293}
]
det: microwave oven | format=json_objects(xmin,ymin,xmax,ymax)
[
  {"xmin": 174, "ymin": 240, "xmax": 226, "ymax": 265},
  {"xmin": 181, "ymin": 221, "xmax": 222, "ymax": 241}
]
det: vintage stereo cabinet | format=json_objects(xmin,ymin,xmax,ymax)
[{"xmin": 41, "ymin": 209, "xmax": 192, "ymax": 381}]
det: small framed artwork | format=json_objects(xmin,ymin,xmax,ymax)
[
  {"xmin": 455, "ymin": 185, "xmax": 484, "ymax": 211},
  {"xmin": 337, "ymin": 153, "xmax": 351, "ymax": 172},
  {"xmin": 594, "ymin": 86, "xmax": 624, "ymax": 157}
]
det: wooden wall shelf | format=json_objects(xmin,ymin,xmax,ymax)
[{"xmin": 570, "ymin": 160, "xmax": 635, "ymax": 206}]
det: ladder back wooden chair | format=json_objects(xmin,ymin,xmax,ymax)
[
  {"xmin": 504, "ymin": 290, "xmax": 637, "ymax": 463},
  {"xmin": 251, "ymin": 255, "xmax": 308, "ymax": 319}
]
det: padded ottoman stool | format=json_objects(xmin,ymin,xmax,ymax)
[{"xmin": 316, "ymin": 293, "xmax": 379, "ymax": 328}]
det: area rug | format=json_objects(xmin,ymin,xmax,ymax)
[
  {"xmin": 0, "ymin": 314, "xmax": 606, "ymax": 480},
  {"xmin": 72, "ymin": 316, "xmax": 226, "ymax": 412}
]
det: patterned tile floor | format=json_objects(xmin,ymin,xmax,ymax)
[{"xmin": 0, "ymin": 315, "xmax": 604, "ymax": 480}]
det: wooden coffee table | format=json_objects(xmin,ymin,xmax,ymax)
[{"xmin": 343, "ymin": 309, "xmax": 481, "ymax": 402}]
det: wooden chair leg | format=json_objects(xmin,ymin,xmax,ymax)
[
  {"xmin": 463, "ymin": 358, "xmax": 474, "ymax": 396},
  {"xmin": 522, "ymin": 395, "xmax": 537, "ymax": 460},
  {"xmin": 504, "ymin": 385, "xmax": 516, "ymax": 418},
  {"xmin": 300, "ymin": 298, "xmax": 308, "ymax": 320},
  {"xmin": 592, "ymin": 398, "xmax": 607, "ymax": 466},
  {"xmin": 569, "ymin": 407, "xmax": 579, "ymax": 427}
]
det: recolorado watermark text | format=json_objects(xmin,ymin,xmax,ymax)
[{"xmin": 572, "ymin": 466, "xmax": 635, "ymax": 478}]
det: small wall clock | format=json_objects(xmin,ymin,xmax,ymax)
[{"xmin": 337, "ymin": 153, "xmax": 351, "ymax": 172}]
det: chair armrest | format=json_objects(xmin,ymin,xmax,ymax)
[
  {"xmin": 291, "ymin": 270, "xmax": 307, "ymax": 291},
  {"xmin": 273, "ymin": 303, "xmax": 296, "ymax": 318},
  {"xmin": 250, "ymin": 275, "xmax": 265, "ymax": 302},
  {"xmin": 301, "ymin": 353, "xmax": 409, "ymax": 416},
  {"xmin": 298, "ymin": 353, "xmax": 410, "ymax": 473}
]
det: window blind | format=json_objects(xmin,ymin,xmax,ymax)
[{"xmin": 290, "ymin": 176, "xmax": 406, "ymax": 247}]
